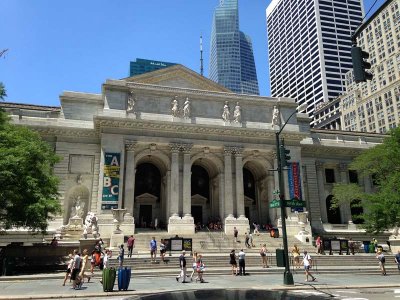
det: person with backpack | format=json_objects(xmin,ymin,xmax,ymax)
[
  {"xmin": 176, "ymin": 250, "xmax": 187, "ymax": 283},
  {"xmin": 302, "ymin": 251, "xmax": 316, "ymax": 282},
  {"xmin": 260, "ymin": 244, "xmax": 268, "ymax": 268},
  {"xmin": 376, "ymin": 250, "xmax": 386, "ymax": 275}
]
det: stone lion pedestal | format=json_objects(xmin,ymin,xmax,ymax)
[
  {"xmin": 109, "ymin": 208, "xmax": 127, "ymax": 249},
  {"xmin": 224, "ymin": 215, "xmax": 250, "ymax": 237}
]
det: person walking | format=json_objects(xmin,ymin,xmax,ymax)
[
  {"xmin": 150, "ymin": 237, "xmax": 157, "ymax": 262},
  {"xmin": 195, "ymin": 254, "xmax": 205, "ymax": 283},
  {"xmin": 302, "ymin": 251, "xmax": 316, "ymax": 282},
  {"xmin": 395, "ymin": 250, "xmax": 400, "ymax": 271},
  {"xmin": 190, "ymin": 251, "xmax": 198, "ymax": 281},
  {"xmin": 238, "ymin": 249, "xmax": 246, "ymax": 276},
  {"xmin": 176, "ymin": 250, "xmax": 187, "ymax": 283},
  {"xmin": 260, "ymin": 244, "xmax": 268, "ymax": 268},
  {"xmin": 160, "ymin": 239, "xmax": 167, "ymax": 263},
  {"xmin": 244, "ymin": 233, "xmax": 250, "ymax": 248},
  {"xmin": 349, "ymin": 238, "xmax": 355, "ymax": 255},
  {"xmin": 233, "ymin": 227, "xmax": 239, "ymax": 243},
  {"xmin": 79, "ymin": 249, "xmax": 91, "ymax": 283},
  {"xmin": 291, "ymin": 244, "xmax": 301, "ymax": 269},
  {"xmin": 249, "ymin": 233, "xmax": 255, "ymax": 247},
  {"xmin": 376, "ymin": 250, "xmax": 386, "ymax": 275},
  {"xmin": 127, "ymin": 235, "xmax": 135, "ymax": 258},
  {"xmin": 253, "ymin": 222, "xmax": 260, "ymax": 236},
  {"xmin": 315, "ymin": 236, "xmax": 322, "ymax": 255},
  {"xmin": 62, "ymin": 253, "xmax": 74, "ymax": 286},
  {"xmin": 229, "ymin": 249, "xmax": 238, "ymax": 275},
  {"xmin": 118, "ymin": 244, "xmax": 125, "ymax": 267},
  {"xmin": 71, "ymin": 250, "xmax": 82, "ymax": 289}
]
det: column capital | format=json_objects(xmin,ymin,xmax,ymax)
[
  {"xmin": 125, "ymin": 140, "xmax": 137, "ymax": 151},
  {"xmin": 169, "ymin": 143, "xmax": 181, "ymax": 153},
  {"xmin": 180, "ymin": 143, "xmax": 193, "ymax": 154},
  {"xmin": 224, "ymin": 146, "xmax": 243, "ymax": 156},
  {"xmin": 315, "ymin": 160, "xmax": 324, "ymax": 169}
]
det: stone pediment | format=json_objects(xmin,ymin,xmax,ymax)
[
  {"xmin": 123, "ymin": 64, "xmax": 231, "ymax": 93},
  {"xmin": 191, "ymin": 194, "xmax": 208, "ymax": 205},
  {"xmin": 135, "ymin": 193, "xmax": 158, "ymax": 204}
]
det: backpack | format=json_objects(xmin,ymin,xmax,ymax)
[{"xmin": 379, "ymin": 256, "xmax": 385, "ymax": 263}]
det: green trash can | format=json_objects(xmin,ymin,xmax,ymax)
[
  {"xmin": 369, "ymin": 243, "xmax": 375, "ymax": 253},
  {"xmin": 102, "ymin": 267, "xmax": 116, "ymax": 292},
  {"xmin": 276, "ymin": 249, "xmax": 286, "ymax": 267}
]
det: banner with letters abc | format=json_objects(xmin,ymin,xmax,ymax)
[
  {"xmin": 287, "ymin": 162, "xmax": 303, "ymax": 212},
  {"xmin": 102, "ymin": 152, "xmax": 120, "ymax": 209}
]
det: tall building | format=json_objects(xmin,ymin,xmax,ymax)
[
  {"xmin": 341, "ymin": 0, "xmax": 400, "ymax": 134},
  {"xmin": 209, "ymin": 0, "xmax": 259, "ymax": 95},
  {"xmin": 129, "ymin": 58, "xmax": 176, "ymax": 77},
  {"xmin": 266, "ymin": 0, "xmax": 364, "ymax": 124}
]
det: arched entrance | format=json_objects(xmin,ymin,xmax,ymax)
[
  {"xmin": 191, "ymin": 165, "xmax": 210, "ymax": 226},
  {"xmin": 243, "ymin": 168, "xmax": 256, "ymax": 221},
  {"xmin": 134, "ymin": 163, "xmax": 161, "ymax": 228},
  {"xmin": 326, "ymin": 195, "xmax": 341, "ymax": 224}
]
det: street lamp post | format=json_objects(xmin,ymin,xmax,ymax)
[{"xmin": 274, "ymin": 105, "xmax": 305, "ymax": 285}]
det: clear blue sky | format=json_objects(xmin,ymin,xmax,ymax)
[{"xmin": 0, "ymin": 0, "xmax": 386, "ymax": 106}]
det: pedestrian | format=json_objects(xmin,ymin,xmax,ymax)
[
  {"xmin": 127, "ymin": 235, "xmax": 135, "ymax": 258},
  {"xmin": 195, "ymin": 254, "xmax": 205, "ymax": 283},
  {"xmin": 372, "ymin": 238, "xmax": 378, "ymax": 252},
  {"xmin": 160, "ymin": 239, "xmax": 167, "ymax": 263},
  {"xmin": 376, "ymin": 250, "xmax": 386, "ymax": 275},
  {"xmin": 118, "ymin": 244, "xmax": 125, "ymax": 267},
  {"xmin": 62, "ymin": 253, "xmax": 73, "ymax": 286},
  {"xmin": 244, "ymin": 232, "xmax": 250, "ymax": 248},
  {"xmin": 302, "ymin": 251, "xmax": 316, "ymax": 282},
  {"xmin": 395, "ymin": 250, "xmax": 400, "ymax": 271},
  {"xmin": 253, "ymin": 222, "xmax": 260, "ymax": 236},
  {"xmin": 50, "ymin": 237, "xmax": 58, "ymax": 247},
  {"xmin": 190, "ymin": 251, "xmax": 198, "ymax": 281},
  {"xmin": 249, "ymin": 233, "xmax": 255, "ymax": 247},
  {"xmin": 349, "ymin": 238, "xmax": 355, "ymax": 255},
  {"xmin": 79, "ymin": 249, "xmax": 91, "ymax": 283},
  {"xmin": 315, "ymin": 236, "xmax": 322, "ymax": 254},
  {"xmin": 233, "ymin": 227, "xmax": 239, "ymax": 243},
  {"xmin": 176, "ymin": 250, "xmax": 187, "ymax": 283},
  {"xmin": 71, "ymin": 250, "xmax": 82, "ymax": 289},
  {"xmin": 238, "ymin": 249, "xmax": 246, "ymax": 276},
  {"xmin": 150, "ymin": 236, "xmax": 157, "ymax": 262},
  {"xmin": 229, "ymin": 249, "xmax": 238, "ymax": 275},
  {"xmin": 291, "ymin": 244, "xmax": 301, "ymax": 269},
  {"xmin": 260, "ymin": 244, "xmax": 268, "ymax": 268},
  {"xmin": 99, "ymin": 250, "xmax": 111, "ymax": 285}
]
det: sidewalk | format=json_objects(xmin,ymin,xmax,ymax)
[{"xmin": 0, "ymin": 270, "xmax": 399, "ymax": 299}]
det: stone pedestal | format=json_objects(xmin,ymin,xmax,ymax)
[
  {"xmin": 389, "ymin": 237, "xmax": 400, "ymax": 253},
  {"xmin": 168, "ymin": 215, "xmax": 195, "ymax": 235},
  {"xmin": 110, "ymin": 208, "xmax": 127, "ymax": 250},
  {"xmin": 224, "ymin": 215, "xmax": 250, "ymax": 236},
  {"xmin": 60, "ymin": 216, "xmax": 84, "ymax": 240}
]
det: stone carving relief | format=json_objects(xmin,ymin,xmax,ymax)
[
  {"xmin": 183, "ymin": 97, "xmax": 191, "ymax": 118},
  {"xmin": 171, "ymin": 96, "xmax": 179, "ymax": 117},
  {"xmin": 222, "ymin": 101, "xmax": 230, "ymax": 122},
  {"xmin": 65, "ymin": 174, "xmax": 90, "ymax": 223},
  {"xmin": 271, "ymin": 105, "xmax": 280, "ymax": 126},
  {"xmin": 233, "ymin": 102, "xmax": 241, "ymax": 123},
  {"xmin": 127, "ymin": 91, "xmax": 136, "ymax": 113},
  {"xmin": 71, "ymin": 196, "xmax": 85, "ymax": 218}
]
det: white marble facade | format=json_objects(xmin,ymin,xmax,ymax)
[{"xmin": 2, "ymin": 65, "xmax": 386, "ymax": 238}]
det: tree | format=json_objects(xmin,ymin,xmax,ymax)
[
  {"xmin": 0, "ymin": 82, "xmax": 6, "ymax": 100},
  {"xmin": 332, "ymin": 127, "xmax": 400, "ymax": 233},
  {"xmin": 0, "ymin": 109, "xmax": 61, "ymax": 233}
]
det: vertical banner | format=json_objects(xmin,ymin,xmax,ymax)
[
  {"xmin": 102, "ymin": 152, "xmax": 120, "ymax": 210},
  {"xmin": 287, "ymin": 162, "xmax": 303, "ymax": 212}
]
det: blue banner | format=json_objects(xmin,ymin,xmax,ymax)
[{"xmin": 102, "ymin": 152, "xmax": 120, "ymax": 210}]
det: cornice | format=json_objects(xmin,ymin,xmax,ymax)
[
  {"xmin": 301, "ymin": 145, "xmax": 363, "ymax": 156},
  {"xmin": 33, "ymin": 126, "xmax": 98, "ymax": 138}
]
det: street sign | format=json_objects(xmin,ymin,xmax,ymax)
[
  {"xmin": 269, "ymin": 199, "xmax": 281, "ymax": 208},
  {"xmin": 284, "ymin": 199, "xmax": 306, "ymax": 208}
]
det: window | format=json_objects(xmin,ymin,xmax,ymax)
[
  {"xmin": 349, "ymin": 170, "xmax": 358, "ymax": 184},
  {"xmin": 325, "ymin": 168, "xmax": 335, "ymax": 183}
]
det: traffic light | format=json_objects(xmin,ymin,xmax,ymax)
[
  {"xmin": 279, "ymin": 142, "xmax": 291, "ymax": 167},
  {"xmin": 351, "ymin": 46, "xmax": 373, "ymax": 83}
]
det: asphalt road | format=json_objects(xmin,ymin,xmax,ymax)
[{"xmin": 0, "ymin": 272, "xmax": 399, "ymax": 299}]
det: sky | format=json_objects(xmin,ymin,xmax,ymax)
[{"xmin": 0, "ymin": 0, "xmax": 386, "ymax": 107}]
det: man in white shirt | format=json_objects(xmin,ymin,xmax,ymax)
[
  {"xmin": 238, "ymin": 249, "xmax": 246, "ymax": 275},
  {"xmin": 302, "ymin": 251, "xmax": 316, "ymax": 282}
]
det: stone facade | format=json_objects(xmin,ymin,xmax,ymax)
[{"xmin": 1, "ymin": 65, "xmax": 386, "ymax": 239}]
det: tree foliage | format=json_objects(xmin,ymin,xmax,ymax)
[
  {"xmin": 0, "ymin": 109, "xmax": 61, "ymax": 233},
  {"xmin": 332, "ymin": 127, "xmax": 400, "ymax": 233},
  {"xmin": 0, "ymin": 82, "xmax": 6, "ymax": 100}
]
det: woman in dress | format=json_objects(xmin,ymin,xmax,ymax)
[
  {"xmin": 230, "ymin": 249, "xmax": 238, "ymax": 275},
  {"xmin": 195, "ymin": 254, "xmax": 205, "ymax": 283},
  {"xmin": 79, "ymin": 249, "xmax": 91, "ymax": 283},
  {"xmin": 62, "ymin": 253, "xmax": 73, "ymax": 286},
  {"xmin": 292, "ymin": 244, "xmax": 301, "ymax": 269},
  {"xmin": 260, "ymin": 244, "xmax": 269, "ymax": 268},
  {"xmin": 190, "ymin": 251, "xmax": 198, "ymax": 281}
]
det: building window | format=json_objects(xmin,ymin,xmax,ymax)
[
  {"xmin": 325, "ymin": 168, "xmax": 335, "ymax": 183},
  {"xmin": 349, "ymin": 170, "xmax": 358, "ymax": 184}
]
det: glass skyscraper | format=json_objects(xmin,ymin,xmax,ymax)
[
  {"xmin": 130, "ymin": 58, "xmax": 176, "ymax": 77},
  {"xmin": 209, "ymin": 0, "xmax": 259, "ymax": 95},
  {"xmin": 266, "ymin": 0, "xmax": 364, "ymax": 125}
]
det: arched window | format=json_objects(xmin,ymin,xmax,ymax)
[
  {"xmin": 243, "ymin": 168, "xmax": 256, "ymax": 200},
  {"xmin": 191, "ymin": 165, "xmax": 210, "ymax": 199},
  {"xmin": 134, "ymin": 163, "xmax": 161, "ymax": 198},
  {"xmin": 351, "ymin": 199, "xmax": 364, "ymax": 224}
]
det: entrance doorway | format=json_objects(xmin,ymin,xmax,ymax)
[
  {"xmin": 139, "ymin": 204, "xmax": 152, "ymax": 228},
  {"xmin": 245, "ymin": 207, "xmax": 250, "ymax": 220},
  {"xmin": 191, "ymin": 205, "xmax": 203, "ymax": 225}
]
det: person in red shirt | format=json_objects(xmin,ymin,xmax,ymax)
[{"xmin": 127, "ymin": 235, "xmax": 135, "ymax": 258}]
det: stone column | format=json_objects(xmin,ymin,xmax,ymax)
[
  {"xmin": 223, "ymin": 147, "xmax": 234, "ymax": 218},
  {"xmin": 123, "ymin": 141, "xmax": 137, "ymax": 216},
  {"xmin": 234, "ymin": 147, "xmax": 245, "ymax": 218},
  {"xmin": 182, "ymin": 144, "xmax": 193, "ymax": 218},
  {"xmin": 219, "ymin": 173, "xmax": 225, "ymax": 219},
  {"xmin": 315, "ymin": 161, "xmax": 328, "ymax": 223},
  {"xmin": 169, "ymin": 143, "xmax": 180, "ymax": 217},
  {"xmin": 267, "ymin": 173, "xmax": 276, "ymax": 222}
]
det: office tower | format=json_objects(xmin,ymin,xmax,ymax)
[
  {"xmin": 129, "ymin": 58, "xmax": 176, "ymax": 77},
  {"xmin": 266, "ymin": 0, "xmax": 364, "ymax": 124},
  {"xmin": 341, "ymin": 0, "xmax": 400, "ymax": 133},
  {"xmin": 209, "ymin": 0, "xmax": 259, "ymax": 95}
]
